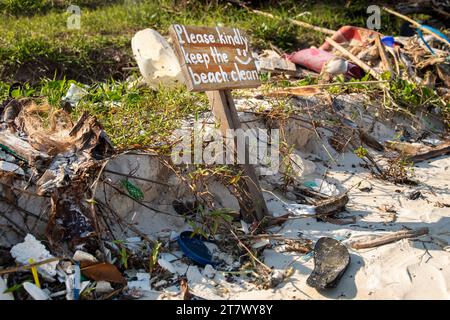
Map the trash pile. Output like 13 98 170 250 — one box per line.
1 6 449 300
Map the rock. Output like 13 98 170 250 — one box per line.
131 29 184 89
73 250 98 263
307 237 350 289
202 264 216 279
95 281 114 294
23 282 51 300
10 234 58 280
0 277 14 300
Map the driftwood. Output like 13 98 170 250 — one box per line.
315 193 349 216
351 227 429 249
408 141 450 163
0 131 50 167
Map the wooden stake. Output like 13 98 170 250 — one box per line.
207 90 270 221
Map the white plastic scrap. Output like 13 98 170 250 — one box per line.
157 258 176 274
127 272 151 291
202 264 216 279
72 250 98 263
131 29 184 89
306 178 339 197
0 161 25 176
23 282 51 300
0 277 14 300
62 83 88 107
10 234 59 280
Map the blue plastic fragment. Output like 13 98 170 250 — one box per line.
381 36 395 48
178 231 215 266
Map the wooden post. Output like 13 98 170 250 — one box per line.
207 90 269 221
170 24 271 221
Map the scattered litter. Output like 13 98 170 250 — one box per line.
307 237 350 289
0 161 25 175
95 281 114 295
23 282 51 300
127 272 151 291
178 231 214 266
131 29 184 89
304 179 339 197
73 250 98 263
157 258 177 274
0 277 14 300
202 264 216 279
10 234 59 280
62 83 88 107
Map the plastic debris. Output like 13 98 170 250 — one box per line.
131 29 184 89
95 281 114 294
304 179 339 197
0 160 25 175
0 277 14 300
157 258 176 274
23 282 51 300
73 250 98 263
202 264 216 279
10 234 59 280
62 83 88 107
127 272 151 291
178 231 214 266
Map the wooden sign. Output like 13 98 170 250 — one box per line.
170 24 269 222
169 24 260 92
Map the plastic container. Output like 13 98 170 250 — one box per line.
178 231 215 266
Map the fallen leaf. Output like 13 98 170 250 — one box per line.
80 262 126 285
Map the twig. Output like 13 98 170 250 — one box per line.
0 257 62 275
227 0 335 35
230 229 272 272
104 169 171 187
383 7 450 47
351 227 429 249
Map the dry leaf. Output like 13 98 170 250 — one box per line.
80 262 126 284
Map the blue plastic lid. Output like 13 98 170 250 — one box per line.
381 36 395 48
178 231 215 266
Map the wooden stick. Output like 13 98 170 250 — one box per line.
266 80 389 96
383 7 450 47
251 9 335 35
0 257 62 275
408 141 450 163
325 37 381 80
375 35 393 75
351 227 429 249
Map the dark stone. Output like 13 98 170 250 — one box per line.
307 237 350 289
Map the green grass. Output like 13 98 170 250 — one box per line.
0 0 402 83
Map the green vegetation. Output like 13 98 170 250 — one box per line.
0 0 401 83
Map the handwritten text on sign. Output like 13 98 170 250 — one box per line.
169 24 260 91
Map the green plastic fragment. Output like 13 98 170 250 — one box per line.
121 179 144 201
